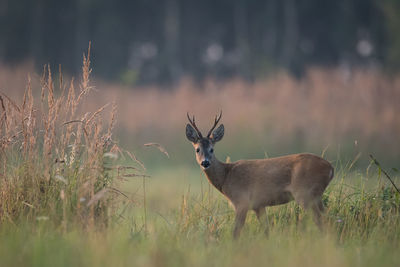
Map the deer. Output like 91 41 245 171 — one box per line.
185 112 334 239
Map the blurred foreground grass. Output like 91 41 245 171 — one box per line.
0 166 399 267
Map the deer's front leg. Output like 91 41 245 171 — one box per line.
233 207 248 239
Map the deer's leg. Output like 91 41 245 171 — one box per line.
233 207 248 239
293 192 308 223
295 193 325 231
255 206 266 222
255 207 269 236
311 200 324 231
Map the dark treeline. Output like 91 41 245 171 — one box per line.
0 0 399 85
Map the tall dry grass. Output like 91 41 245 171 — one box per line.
0 47 139 228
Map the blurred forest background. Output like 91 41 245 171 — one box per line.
1 0 400 84
1 0 400 168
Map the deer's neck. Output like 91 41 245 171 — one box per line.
203 158 230 193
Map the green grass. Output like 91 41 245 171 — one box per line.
0 166 399 267
1 223 399 267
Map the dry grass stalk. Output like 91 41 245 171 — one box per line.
0 46 134 229
143 143 169 158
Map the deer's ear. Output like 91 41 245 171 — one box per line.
186 124 199 143
211 124 224 143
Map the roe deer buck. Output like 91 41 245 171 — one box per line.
185 112 334 238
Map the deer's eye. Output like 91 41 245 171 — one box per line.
196 148 200 153
210 148 214 153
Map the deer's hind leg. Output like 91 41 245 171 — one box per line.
293 188 325 231
310 199 324 230
255 206 269 236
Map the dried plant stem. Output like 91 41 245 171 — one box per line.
143 176 147 235
369 154 400 194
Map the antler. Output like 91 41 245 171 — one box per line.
207 111 222 138
187 112 203 138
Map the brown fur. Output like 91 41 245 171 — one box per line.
186 115 334 238
203 153 333 238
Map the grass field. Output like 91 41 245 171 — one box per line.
0 167 399 267
1 54 400 266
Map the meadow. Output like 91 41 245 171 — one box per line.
0 53 400 266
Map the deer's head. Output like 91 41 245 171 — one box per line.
185 112 224 169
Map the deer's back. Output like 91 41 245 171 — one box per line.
222 153 333 208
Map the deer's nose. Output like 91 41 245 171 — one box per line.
201 160 210 168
